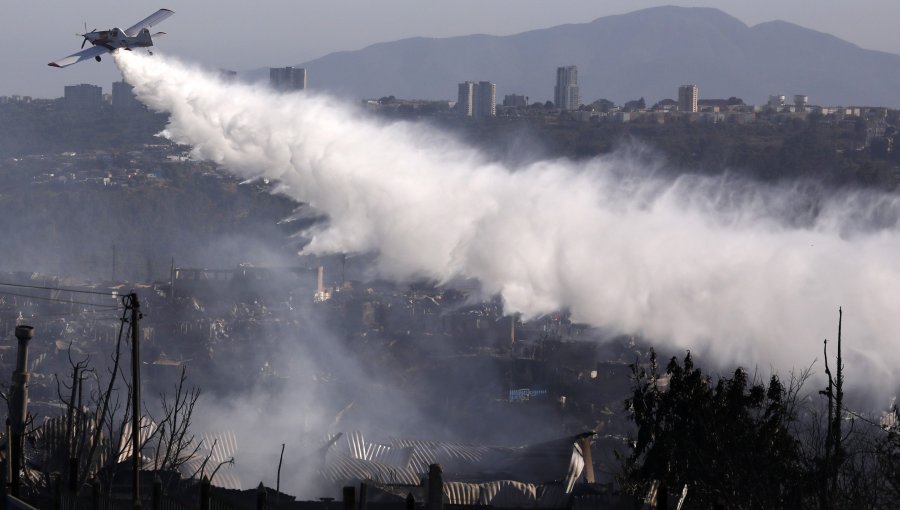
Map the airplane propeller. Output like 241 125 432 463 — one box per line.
78 22 97 48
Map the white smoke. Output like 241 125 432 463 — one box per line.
115 51 900 386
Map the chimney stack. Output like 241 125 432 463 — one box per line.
427 464 443 510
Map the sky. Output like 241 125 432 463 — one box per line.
4 0 900 98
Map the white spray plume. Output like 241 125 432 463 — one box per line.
115 51 900 386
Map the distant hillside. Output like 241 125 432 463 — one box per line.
254 6 900 106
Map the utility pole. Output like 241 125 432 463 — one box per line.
8 325 33 498
129 293 142 510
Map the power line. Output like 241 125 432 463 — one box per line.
0 281 120 297
0 290 121 309
13 310 124 319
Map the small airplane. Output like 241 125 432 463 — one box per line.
48 8 174 68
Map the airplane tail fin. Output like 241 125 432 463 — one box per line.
134 29 156 46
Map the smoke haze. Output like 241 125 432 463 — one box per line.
114 51 900 390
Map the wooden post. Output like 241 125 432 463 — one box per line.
276 444 285 509
1 465 8 510
656 483 667 510
256 482 267 510
342 486 355 510
65 364 80 472
130 293 143 510
92 479 101 510
53 474 62 510
199 476 210 510
580 435 595 484
427 465 443 510
358 483 367 510
9 325 33 498
152 477 161 510
69 457 79 494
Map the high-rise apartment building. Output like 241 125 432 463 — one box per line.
111 81 142 111
554 66 580 111
503 94 528 108
678 84 699 113
457 81 496 118
269 67 307 91
218 69 238 82
474 81 496 117
64 84 103 111
458 81 474 116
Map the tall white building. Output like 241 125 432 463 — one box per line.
269 67 307 91
458 81 496 118
475 81 496 117
458 81 474 116
678 84 699 113
554 66 580 111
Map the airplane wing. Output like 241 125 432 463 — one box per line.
48 45 110 68
124 8 174 37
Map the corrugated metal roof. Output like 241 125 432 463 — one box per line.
178 430 241 490
478 480 538 507
443 481 481 505
320 432 589 508
197 430 238 463
389 437 506 474
319 455 421 487
372 480 570 508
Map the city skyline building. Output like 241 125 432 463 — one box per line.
554 66 580 111
678 84 699 113
457 80 496 118
218 69 238 83
111 81 142 111
64 84 102 111
474 81 496 117
269 67 307 91
768 94 786 109
457 81 474 116
503 94 529 108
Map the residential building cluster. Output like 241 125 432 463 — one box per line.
14 81 150 112
7 60 893 128
3 144 190 189
427 64 882 125
439 67 888 130
453 65 579 118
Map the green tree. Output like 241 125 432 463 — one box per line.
623 97 646 112
589 99 615 112
621 351 805 508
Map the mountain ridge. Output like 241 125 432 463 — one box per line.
251 6 900 106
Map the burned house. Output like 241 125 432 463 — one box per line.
317 431 596 508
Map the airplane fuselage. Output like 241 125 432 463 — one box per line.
85 27 154 51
